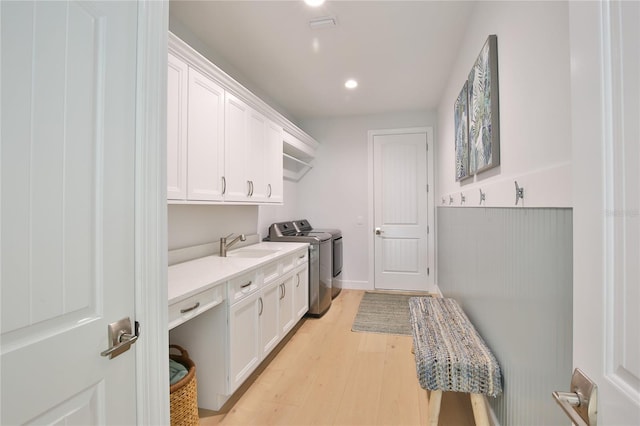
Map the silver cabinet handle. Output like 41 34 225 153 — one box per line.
222 176 226 195
240 281 252 289
180 302 200 314
296 273 300 287
247 180 252 196
267 184 272 198
258 297 263 315
251 181 254 196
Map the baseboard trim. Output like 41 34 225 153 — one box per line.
341 280 371 291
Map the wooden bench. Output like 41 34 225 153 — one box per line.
408 297 502 426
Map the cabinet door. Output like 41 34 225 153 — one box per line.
224 92 250 201
279 274 295 336
260 281 280 358
167 53 188 200
265 120 283 203
294 265 309 320
228 292 260 393
187 67 225 201
247 108 267 201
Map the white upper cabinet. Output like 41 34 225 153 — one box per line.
248 109 283 203
224 92 250 202
247 108 268 201
167 53 188 200
168 33 318 205
224 99 283 204
166 54 224 202
186 67 225 201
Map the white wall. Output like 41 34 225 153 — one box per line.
299 110 436 289
168 181 301 251
167 205 258 251
436 1 572 208
434 3 574 423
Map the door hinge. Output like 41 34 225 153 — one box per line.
427 225 429 234
426 184 429 193
427 267 430 276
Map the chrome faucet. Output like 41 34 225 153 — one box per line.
219 233 246 257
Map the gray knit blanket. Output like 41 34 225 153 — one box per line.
408 297 503 397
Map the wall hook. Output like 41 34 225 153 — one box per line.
479 188 486 205
515 181 525 205
460 193 466 205
449 195 454 205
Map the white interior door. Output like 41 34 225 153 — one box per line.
570 1 640 424
1 1 139 424
372 130 431 292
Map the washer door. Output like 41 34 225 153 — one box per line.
332 236 343 277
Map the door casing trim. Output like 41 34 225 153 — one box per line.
134 1 169 424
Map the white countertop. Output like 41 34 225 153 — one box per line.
168 241 309 305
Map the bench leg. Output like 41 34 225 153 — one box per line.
470 393 490 426
428 390 442 426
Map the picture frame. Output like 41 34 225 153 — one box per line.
454 81 470 181
467 34 500 175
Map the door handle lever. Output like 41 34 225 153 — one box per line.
552 368 597 426
101 317 140 359
375 227 383 235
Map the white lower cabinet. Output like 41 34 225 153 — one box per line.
169 246 308 411
228 290 261 393
259 280 281 358
279 274 295 336
293 264 309 320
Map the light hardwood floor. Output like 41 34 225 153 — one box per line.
198 289 475 425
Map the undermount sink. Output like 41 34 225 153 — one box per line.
226 248 279 258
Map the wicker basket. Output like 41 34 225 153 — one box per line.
170 344 199 426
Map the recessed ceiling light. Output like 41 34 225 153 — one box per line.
345 79 358 89
304 0 325 7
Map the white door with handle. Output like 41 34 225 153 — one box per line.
370 128 435 292
1 1 142 424
568 1 640 424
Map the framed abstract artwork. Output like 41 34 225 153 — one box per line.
454 81 470 181
467 34 500 175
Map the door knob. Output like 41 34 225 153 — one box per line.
375 228 383 235
552 368 597 426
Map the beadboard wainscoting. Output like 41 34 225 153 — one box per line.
436 207 572 426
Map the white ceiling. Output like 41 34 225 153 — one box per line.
169 1 476 121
